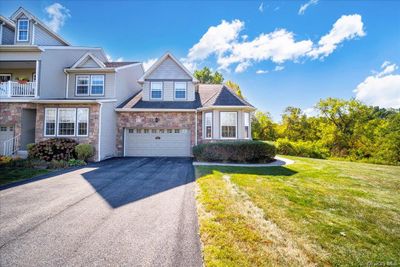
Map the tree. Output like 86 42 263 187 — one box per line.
251 111 278 141
225 80 244 99
278 107 309 141
194 67 224 84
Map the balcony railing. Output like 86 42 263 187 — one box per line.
0 81 36 98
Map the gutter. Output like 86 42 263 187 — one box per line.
115 108 196 112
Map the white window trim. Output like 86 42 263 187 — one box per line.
204 112 213 139
75 75 105 96
17 19 29 42
174 82 187 100
220 111 238 139
90 75 105 96
150 81 163 100
44 108 57 137
0 74 12 82
76 108 89 137
244 112 250 139
57 108 77 137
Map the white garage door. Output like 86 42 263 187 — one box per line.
125 128 191 157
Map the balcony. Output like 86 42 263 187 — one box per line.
0 81 37 98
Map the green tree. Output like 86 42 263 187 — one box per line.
226 80 244 99
278 107 310 141
194 67 224 84
251 111 278 141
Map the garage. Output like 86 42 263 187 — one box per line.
124 128 191 157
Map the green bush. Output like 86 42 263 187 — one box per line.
275 138 330 159
193 141 276 163
68 159 87 167
27 143 35 158
28 138 78 161
75 144 94 161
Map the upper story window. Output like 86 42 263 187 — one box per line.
220 112 237 139
204 112 213 139
174 82 187 100
17 19 29 41
150 82 162 100
76 75 104 96
244 112 250 139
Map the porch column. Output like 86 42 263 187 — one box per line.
35 60 39 98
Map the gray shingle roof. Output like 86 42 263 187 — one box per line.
104 62 139 68
118 83 253 110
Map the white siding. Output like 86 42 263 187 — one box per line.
1 25 15 45
34 24 64 46
78 58 101 68
67 73 115 98
142 81 195 101
147 57 191 80
99 102 117 160
115 64 143 106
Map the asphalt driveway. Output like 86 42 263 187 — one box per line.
0 157 202 267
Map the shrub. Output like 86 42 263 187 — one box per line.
68 159 86 167
0 156 13 165
28 138 78 161
75 144 94 161
193 141 276 163
48 160 69 169
27 143 35 158
275 138 330 159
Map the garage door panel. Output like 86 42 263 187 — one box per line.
125 129 191 157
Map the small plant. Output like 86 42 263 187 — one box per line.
48 160 69 169
16 77 29 84
28 138 78 161
0 156 13 165
75 144 94 162
68 159 86 167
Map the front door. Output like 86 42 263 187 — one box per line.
20 109 36 150
0 126 14 155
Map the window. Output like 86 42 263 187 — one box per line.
174 82 186 99
150 82 162 100
77 108 89 136
244 112 250 139
151 129 157 133
174 129 180 133
144 129 149 133
0 74 11 83
91 75 104 95
220 112 237 139
58 109 76 136
44 108 57 136
204 112 212 139
0 126 7 132
76 76 89 95
128 129 134 133
17 19 29 41
167 129 173 133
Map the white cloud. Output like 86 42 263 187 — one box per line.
304 107 318 117
106 54 124 62
354 61 400 108
298 0 319 15
259 2 264 13
43 3 70 33
143 58 158 71
274 65 285 71
308 14 365 59
256 69 269 74
184 14 365 73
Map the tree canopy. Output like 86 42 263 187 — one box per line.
194 67 224 84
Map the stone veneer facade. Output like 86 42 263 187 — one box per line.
117 111 203 156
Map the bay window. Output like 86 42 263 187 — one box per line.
174 82 187 99
44 108 56 136
150 82 162 100
17 19 29 41
244 112 250 139
204 112 213 139
220 112 237 139
76 75 104 96
58 108 76 136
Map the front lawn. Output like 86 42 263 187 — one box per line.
0 166 50 186
195 156 400 266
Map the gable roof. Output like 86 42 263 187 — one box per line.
199 84 254 108
10 7 70 46
0 15 15 29
70 52 106 69
138 52 198 83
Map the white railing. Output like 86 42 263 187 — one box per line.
0 81 36 97
3 134 20 156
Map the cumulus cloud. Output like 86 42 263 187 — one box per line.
298 0 319 15
256 69 269 74
308 14 365 58
106 54 124 62
184 14 365 73
304 107 318 117
143 58 158 71
44 3 70 33
354 61 400 108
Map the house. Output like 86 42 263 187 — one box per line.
0 7 256 160
0 7 144 160
116 53 255 157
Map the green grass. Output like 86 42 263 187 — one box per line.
0 166 50 186
195 156 400 266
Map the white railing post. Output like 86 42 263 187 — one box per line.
7 81 11 97
35 60 39 98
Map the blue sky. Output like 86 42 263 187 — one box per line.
1 0 399 120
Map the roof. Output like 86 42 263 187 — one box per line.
138 52 198 83
0 15 15 28
104 62 139 68
118 83 254 110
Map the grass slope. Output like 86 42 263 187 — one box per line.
0 167 49 186
195 156 400 266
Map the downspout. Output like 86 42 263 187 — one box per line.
195 110 198 146
98 102 103 162
65 72 69 98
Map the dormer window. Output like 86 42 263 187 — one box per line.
174 82 187 100
17 19 29 41
150 82 163 100
76 75 105 96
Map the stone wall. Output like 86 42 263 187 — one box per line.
117 111 203 156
